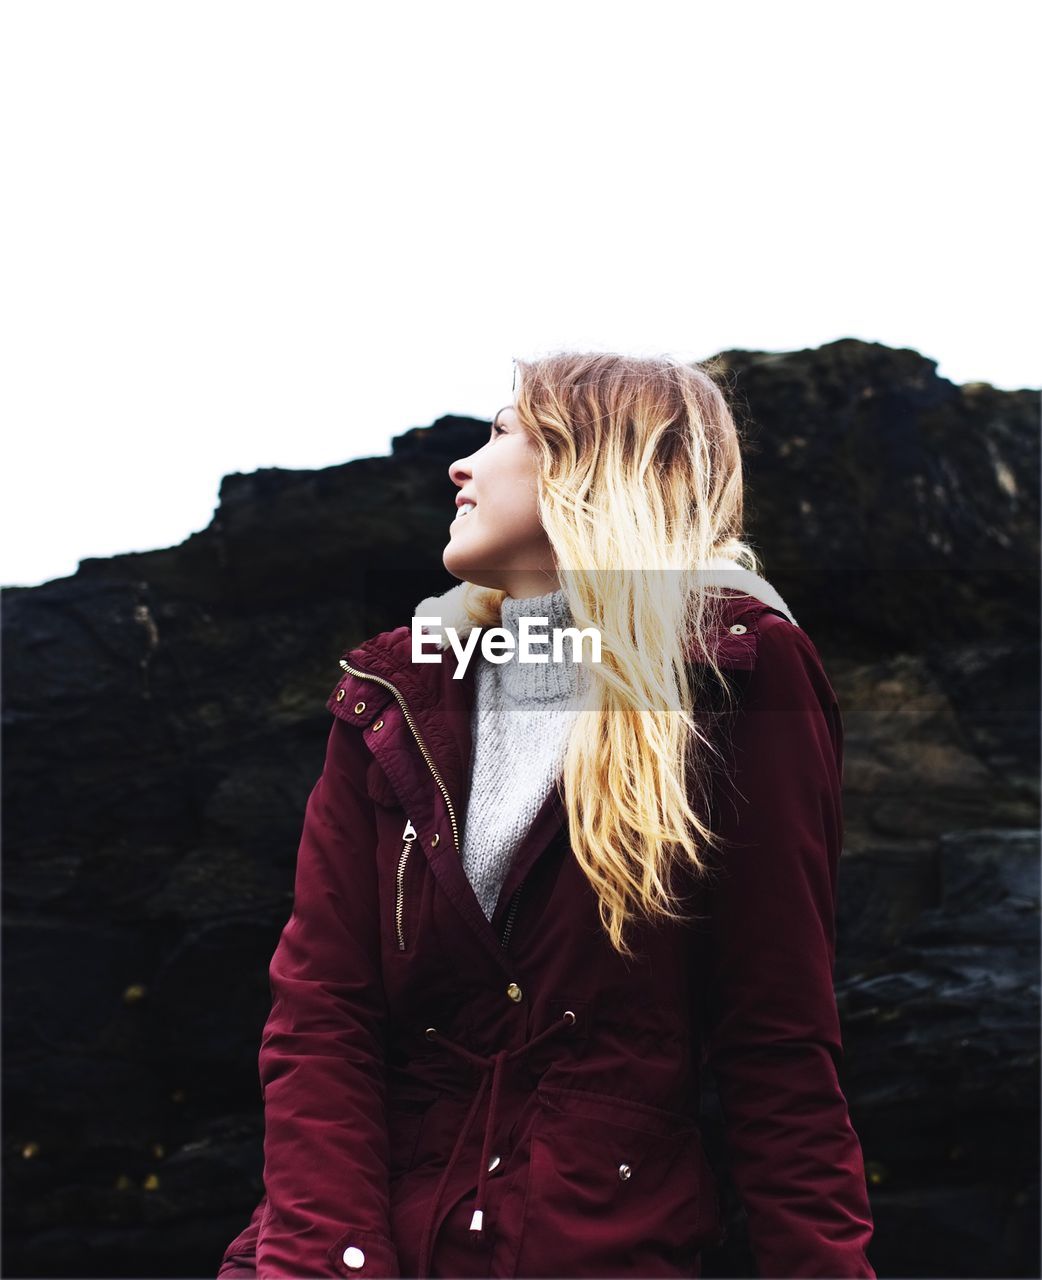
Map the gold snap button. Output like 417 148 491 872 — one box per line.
562 1009 576 1024
431 834 439 847
353 701 366 714
618 1162 632 1181
424 1026 438 1039
506 982 523 1003
729 623 748 634
488 1153 501 1172
335 689 346 702
371 719 384 731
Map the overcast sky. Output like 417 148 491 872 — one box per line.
2 1 1037 589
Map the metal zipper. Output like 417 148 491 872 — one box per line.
395 818 418 951
500 880 524 949
337 658 461 856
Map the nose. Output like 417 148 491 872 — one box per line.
448 455 473 489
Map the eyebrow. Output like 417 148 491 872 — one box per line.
492 405 511 428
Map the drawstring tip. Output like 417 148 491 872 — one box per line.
469 1208 484 1235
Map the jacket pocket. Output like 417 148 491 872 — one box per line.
514 1086 722 1278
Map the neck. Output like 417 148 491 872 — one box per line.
498 567 561 600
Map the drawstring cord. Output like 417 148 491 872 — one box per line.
415 1009 576 1278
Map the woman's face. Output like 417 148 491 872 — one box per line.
444 403 560 599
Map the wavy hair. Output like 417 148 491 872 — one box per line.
449 352 762 958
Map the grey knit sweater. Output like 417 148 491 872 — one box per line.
461 585 590 920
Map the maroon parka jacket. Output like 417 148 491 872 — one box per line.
217 584 876 1279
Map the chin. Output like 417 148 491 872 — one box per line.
444 536 479 575
442 542 466 581
442 545 470 582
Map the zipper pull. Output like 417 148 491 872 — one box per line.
402 818 417 842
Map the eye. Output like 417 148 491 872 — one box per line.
491 422 507 436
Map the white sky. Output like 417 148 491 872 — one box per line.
2 0 1038 589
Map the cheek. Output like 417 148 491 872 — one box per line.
487 453 542 527
502 479 543 538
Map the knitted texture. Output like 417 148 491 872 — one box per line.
461 585 590 920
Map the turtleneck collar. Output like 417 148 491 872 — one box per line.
499 585 569 632
490 585 588 703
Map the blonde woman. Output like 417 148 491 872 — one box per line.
218 352 876 1278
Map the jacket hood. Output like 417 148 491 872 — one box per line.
413 558 798 649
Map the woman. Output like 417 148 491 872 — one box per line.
217 352 877 1278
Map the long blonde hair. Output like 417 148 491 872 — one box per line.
455 352 762 958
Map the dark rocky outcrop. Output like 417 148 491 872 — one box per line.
3 338 1038 1278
